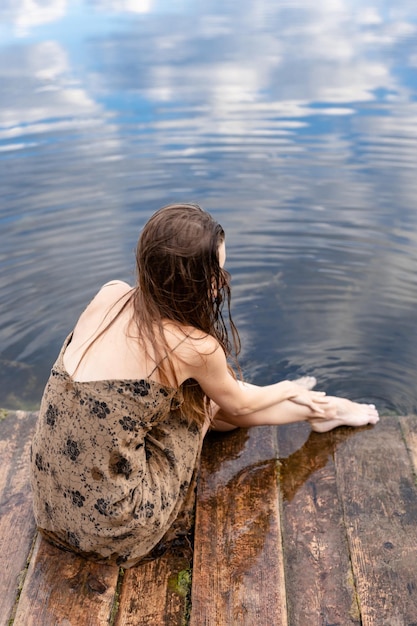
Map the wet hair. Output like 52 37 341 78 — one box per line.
131 203 241 424
73 203 240 425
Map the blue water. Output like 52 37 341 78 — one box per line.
1 0 417 414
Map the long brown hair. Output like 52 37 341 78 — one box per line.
74 204 240 425
132 203 241 424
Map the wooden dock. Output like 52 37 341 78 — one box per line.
1 410 417 625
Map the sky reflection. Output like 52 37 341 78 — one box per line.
1 0 417 412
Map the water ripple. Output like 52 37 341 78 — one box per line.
1 0 417 413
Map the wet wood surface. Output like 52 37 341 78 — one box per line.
191 427 288 626
277 423 361 625
1 411 416 625
335 416 417 625
13 535 119 626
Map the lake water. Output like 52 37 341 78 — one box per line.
1 0 417 415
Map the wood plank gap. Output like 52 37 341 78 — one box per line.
114 551 192 626
6 531 39 626
331 430 364 625
399 415 417 482
275 456 291 626
108 568 125 626
0 411 39 625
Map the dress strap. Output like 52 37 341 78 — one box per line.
57 332 74 362
147 333 190 378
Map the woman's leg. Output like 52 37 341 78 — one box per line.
204 380 379 436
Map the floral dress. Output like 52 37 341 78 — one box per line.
30 334 203 568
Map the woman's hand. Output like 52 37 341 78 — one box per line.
288 389 331 416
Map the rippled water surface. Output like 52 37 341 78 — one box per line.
1 0 417 414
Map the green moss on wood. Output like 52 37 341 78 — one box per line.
168 565 193 625
108 568 125 626
169 567 191 597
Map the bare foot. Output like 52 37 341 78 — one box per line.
293 376 317 390
310 397 379 433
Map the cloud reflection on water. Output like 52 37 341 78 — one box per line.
0 0 417 411
1 0 67 36
89 0 154 13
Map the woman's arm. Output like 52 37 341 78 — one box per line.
183 334 328 426
207 380 329 430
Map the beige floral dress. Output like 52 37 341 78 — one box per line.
30 334 204 568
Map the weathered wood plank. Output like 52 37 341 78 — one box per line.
0 410 38 625
191 427 288 626
334 417 417 626
277 422 361 625
13 534 120 626
400 414 417 476
115 553 191 626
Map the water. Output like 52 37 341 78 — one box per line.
1 0 417 414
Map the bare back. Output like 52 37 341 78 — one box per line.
62 281 202 387
63 281 157 383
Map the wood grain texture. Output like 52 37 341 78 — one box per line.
13 534 120 626
277 422 361 626
334 417 417 626
3 410 417 625
191 426 288 626
0 410 38 626
115 553 191 626
400 414 417 475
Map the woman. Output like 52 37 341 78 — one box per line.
30 203 379 567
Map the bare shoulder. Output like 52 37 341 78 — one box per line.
162 321 221 371
98 280 133 298
101 280 132 290
73 281 133 337
186 328 219 356
86 280 133 310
